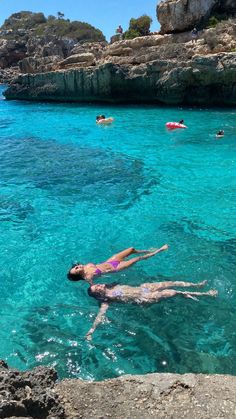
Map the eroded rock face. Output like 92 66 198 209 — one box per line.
0 38 26 68
0 361 65 418
59 52 96 68
4 51 236 106
4 20 236 106
157 0 217 33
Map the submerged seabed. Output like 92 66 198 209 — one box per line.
0 86 235 379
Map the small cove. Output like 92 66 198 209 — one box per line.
0 85 235 379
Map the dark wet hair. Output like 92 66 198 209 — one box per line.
67 264 85 282
179 119 184 124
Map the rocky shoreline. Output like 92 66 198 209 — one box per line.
3 20 236 106
1 0 236 106
3 48 236 106
5 23 236 106
1 361 236 418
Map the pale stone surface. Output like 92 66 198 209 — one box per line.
157 0 217 33
56 372 236 419
59 53 96 68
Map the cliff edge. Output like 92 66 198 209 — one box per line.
0 362 236 418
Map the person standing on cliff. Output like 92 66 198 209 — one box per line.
116 25 123 40
191 27 198 43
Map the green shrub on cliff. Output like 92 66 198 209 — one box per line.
0 11 105 42
206 13 230 29
207 16 220 27
124 29 140 39
35 18 105 42
124 14 152 39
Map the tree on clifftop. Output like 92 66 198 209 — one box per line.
57 12 65 20
125 15 152 39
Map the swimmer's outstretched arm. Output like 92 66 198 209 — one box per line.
85 303 109 341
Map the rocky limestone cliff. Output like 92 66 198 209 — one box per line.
157 0 236 34
4 20 236 106
1 361 236 418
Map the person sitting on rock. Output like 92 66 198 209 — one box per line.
82 280 217 340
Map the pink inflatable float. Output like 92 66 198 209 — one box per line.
166 122 187 130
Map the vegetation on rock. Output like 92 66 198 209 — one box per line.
0 11 106 42
124 15 152 39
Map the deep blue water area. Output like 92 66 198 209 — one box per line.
0 85 235 380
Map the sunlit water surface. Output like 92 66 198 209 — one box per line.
0 85 235 379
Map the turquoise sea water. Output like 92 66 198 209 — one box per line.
0 85 235 380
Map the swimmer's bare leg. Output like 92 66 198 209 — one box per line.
147 280 207 291
107 247 145 262
149 289 217 303
178 289 218 301
108 244 168 263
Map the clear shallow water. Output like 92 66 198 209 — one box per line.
0 85 235 380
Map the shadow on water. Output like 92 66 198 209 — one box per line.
0 196 34 223
0 136 158 209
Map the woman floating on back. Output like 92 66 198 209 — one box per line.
81 280 217 340
67 245 168 284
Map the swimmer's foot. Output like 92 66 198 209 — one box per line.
208 289 218 297
182 289 218 300
147 244 169 254
162 244 169 251
198 280 208 288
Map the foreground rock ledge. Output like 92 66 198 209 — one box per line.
57 373 236 418
1 362 236 418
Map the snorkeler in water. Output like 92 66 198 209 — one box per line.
67 244 168 284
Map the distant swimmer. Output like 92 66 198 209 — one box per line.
96 115 114 124
84 280 217 340
179 119 184 124
216 130 224 138
67 245 168 284
96 115 105 122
